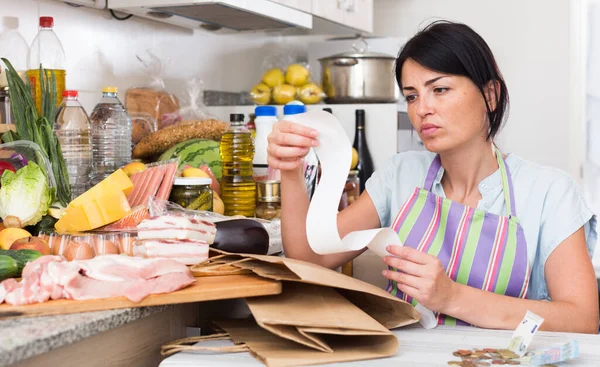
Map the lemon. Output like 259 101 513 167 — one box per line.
351 148 359 170
122 161 146 176
182 168 210 178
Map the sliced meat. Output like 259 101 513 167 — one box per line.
133 239 209 265
137 215 216 244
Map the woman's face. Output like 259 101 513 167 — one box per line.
401 58 490 153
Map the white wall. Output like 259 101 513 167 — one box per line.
0 0 323 112
373 0 576 175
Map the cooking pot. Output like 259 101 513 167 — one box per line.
319 43 399 104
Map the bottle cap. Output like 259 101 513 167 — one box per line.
63 90 78 98
283 104 306 116
355 109 365 117
230 113 245 123
39 16 54 28
102 86 118 93
255 106 277 117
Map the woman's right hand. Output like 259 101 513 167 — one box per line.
267 120 319 171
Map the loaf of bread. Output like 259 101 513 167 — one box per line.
125 87 180 129
132 119 229 159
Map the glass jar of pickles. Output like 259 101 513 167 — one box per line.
256 180 281 220
169 177 213 211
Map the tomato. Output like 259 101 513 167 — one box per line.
0 161 16 181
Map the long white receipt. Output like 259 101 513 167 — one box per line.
286 110 437 329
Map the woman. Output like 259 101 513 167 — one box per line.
267 21 599 333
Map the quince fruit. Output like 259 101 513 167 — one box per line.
182 167 210 178
298 83 324 104
272 84 297 105
212 191 225 215
250 83 271 105
0 228 31 250
351 148 359 170
122 161 146 176
285 64 310 87
262 68 285 87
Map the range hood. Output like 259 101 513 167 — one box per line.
108 0 313 33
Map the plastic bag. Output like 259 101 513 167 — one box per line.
0 140 57 189
162 78 215 128
250 44 324 106
147 197 282 255
125 50 180 130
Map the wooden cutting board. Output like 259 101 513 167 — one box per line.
0 274 281 318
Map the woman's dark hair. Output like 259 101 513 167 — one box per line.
395 20 509 140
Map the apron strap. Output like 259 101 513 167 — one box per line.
495 147 517 218
423 155 442 190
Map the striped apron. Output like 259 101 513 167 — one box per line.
387 149 531 325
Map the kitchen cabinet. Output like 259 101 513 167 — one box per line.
311 0 373 33
269 0 312 13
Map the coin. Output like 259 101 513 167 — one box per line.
457 349 473 356
498 349 519 359
484 348 498 353
475 362 491 367
505 361 520 365
491 360 506 365
448 362 463 366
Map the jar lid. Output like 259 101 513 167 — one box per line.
174 177 212 186
257 180 280 202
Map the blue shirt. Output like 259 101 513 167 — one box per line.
365 150 598 301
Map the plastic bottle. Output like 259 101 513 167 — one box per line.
27 16 66 115
0 16 29 87
253 105 277 181
54 90 92 199
89 87 132 185
220 113 256 217
282 104 318 199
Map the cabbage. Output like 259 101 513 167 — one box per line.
0 162 53 228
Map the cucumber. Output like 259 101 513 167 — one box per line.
0 249 42 273
0 255 20 281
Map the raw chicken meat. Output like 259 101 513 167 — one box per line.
0 255 194 306
133 239 209 265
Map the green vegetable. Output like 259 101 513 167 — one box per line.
0 255 20 281
25 214 58 236
0 162 53 228
0 249 42 274
0 58 71 206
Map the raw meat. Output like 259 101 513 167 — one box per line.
102 205 150 231
133 239 209 265
0 255 194 306
137 215 216 244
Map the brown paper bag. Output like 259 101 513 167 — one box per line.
162 252 421 366
192 251 420 329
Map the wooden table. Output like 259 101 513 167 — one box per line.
160 324 600 366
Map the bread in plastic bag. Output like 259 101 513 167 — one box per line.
162 77 216 128
125 50 180 130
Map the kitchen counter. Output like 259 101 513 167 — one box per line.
160 324 600 366
0 305 171 366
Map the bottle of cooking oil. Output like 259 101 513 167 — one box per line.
220 113 256 217
27 16 66 115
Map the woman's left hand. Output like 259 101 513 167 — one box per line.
382 245 457 313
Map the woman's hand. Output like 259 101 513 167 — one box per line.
267 121 319 171
382 245 457 313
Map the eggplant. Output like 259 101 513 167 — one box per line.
212 219 269 255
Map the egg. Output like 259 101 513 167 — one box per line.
92 237 119 256
64 241 95 261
